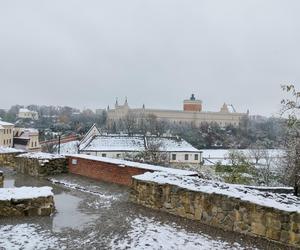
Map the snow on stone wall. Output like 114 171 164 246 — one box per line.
131 172 300 247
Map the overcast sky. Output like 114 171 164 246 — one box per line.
0 0 299 116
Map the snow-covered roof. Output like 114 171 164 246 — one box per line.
68 154 197 176
19 108 37 113
0 120 14 129
80 135 200 153
133 172 300 213
57 140 79 154
17 152 65 160
0 186 53 201
0 147 24 154
81 135 145 152
147 137 200 152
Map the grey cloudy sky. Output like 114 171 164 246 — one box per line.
0 0 299 116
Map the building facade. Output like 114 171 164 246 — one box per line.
18 108 39 120
0 121 14 147
107 95 248 127
78 125 201 165
13 128 41 152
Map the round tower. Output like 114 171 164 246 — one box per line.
183 94 202 112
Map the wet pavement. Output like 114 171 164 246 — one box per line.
0 167 293 250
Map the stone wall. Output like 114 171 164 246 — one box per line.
15 157 67 177
0 172 3 188
0 152 22 168
131 178 300 248
0 196 54 217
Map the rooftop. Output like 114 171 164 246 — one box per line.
80 134 200 153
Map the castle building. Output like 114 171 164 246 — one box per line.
107 95 248 127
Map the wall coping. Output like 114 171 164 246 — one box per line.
133 172 300 213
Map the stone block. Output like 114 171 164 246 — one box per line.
251 222 266 236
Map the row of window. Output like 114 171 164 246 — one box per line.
172 154 199 161
101 153 121 158
2 139 12 145
3 129 12 134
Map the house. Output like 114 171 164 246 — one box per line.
0 121 14 147
78 124 201 165
13 128 41 152
18 108 39 120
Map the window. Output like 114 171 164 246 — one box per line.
116 154 121 158
172 154 176 160
102 153 107 157
72 159 77 165
185 154 189 161
194 154 199 161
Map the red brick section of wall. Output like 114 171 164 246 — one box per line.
67 156 151 186
183 103 202 112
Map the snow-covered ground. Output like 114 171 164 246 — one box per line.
110 217 248 250
0 168 282 249
0 224 60 250
202 149 283 167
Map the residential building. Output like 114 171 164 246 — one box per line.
18 108 39 120
78 124 201 165
0 121 14 147
107 94 248 127
13 128 41 152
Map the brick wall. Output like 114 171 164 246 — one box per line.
67 156 151 186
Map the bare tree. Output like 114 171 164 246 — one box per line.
280 84 300 186
133 137 169 165
123 112 137 136
259 149 274 186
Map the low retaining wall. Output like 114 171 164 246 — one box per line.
131 172 300 248
68 156 154 186
0 172 3 188
0 152 23 168
0 186 55 217
67 155 196 186
15 153 67 177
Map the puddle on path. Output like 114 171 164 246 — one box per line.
52 192 98 232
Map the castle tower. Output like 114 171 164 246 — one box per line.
183 94 202 112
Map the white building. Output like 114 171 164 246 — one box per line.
18 108 39 120
13 128 41 152
107 95 248 127
0 121 14 147
78 125 201 165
